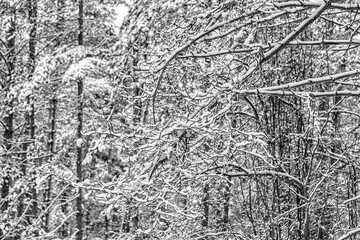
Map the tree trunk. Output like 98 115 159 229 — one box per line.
76 0 84 239
28 0 38 231
1 3 16 238
222 177 231 231
45 97 57 231
202 183 210 228
122 199 131 233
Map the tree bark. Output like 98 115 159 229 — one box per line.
1 3 16 237
222 177 231 231
28 0 38 231
76 0 84 239
202 183 210 228
45 97 56 231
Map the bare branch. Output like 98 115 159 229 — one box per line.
260 68 360 92
232 68 360 98
225 170 304 189
239 1 332 82
344 195 360 204
234 89 360 97
338 227 360 240
262 1 332 63
274 1 360 11
179 39 360 59
151 9 261 122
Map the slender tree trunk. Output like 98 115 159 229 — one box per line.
247 181 257 236
222 177 231 231
45 97 56 231
27 0 38 231
122 22 144 235
18 101 35 230
29 102 36 222
54 0 69 236
122 199 131 233
60 187 69 237
295 98 303 240
348 166 357 233
76 0 84 239
104 215 109 240
44 0 62 230
1 115 13 234
303 195 310 240
202 183 210 228
1 4 16 238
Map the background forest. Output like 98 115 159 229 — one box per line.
2 0 360 239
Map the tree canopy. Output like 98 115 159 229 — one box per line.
2 0 360 239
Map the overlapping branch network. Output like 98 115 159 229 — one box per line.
152 0 360 106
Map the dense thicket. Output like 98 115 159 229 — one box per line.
2 0 360 239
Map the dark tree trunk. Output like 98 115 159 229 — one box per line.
122 199 131 233
222 177 231 231
45 97 57 231
27 0 38 231
202 183 210 228
76 0 84 239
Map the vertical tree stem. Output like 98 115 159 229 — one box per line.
76 0 84 239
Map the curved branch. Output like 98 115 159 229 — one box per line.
151 9 261 122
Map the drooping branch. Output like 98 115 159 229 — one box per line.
239 0 333 82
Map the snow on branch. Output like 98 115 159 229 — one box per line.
274 1 360 11
232 68 360 97
179 39 360 59
258 69 360 92
234 90 360 98
239 0 333 82
338 227 360 240
262 0 332 63
219 167 304 189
